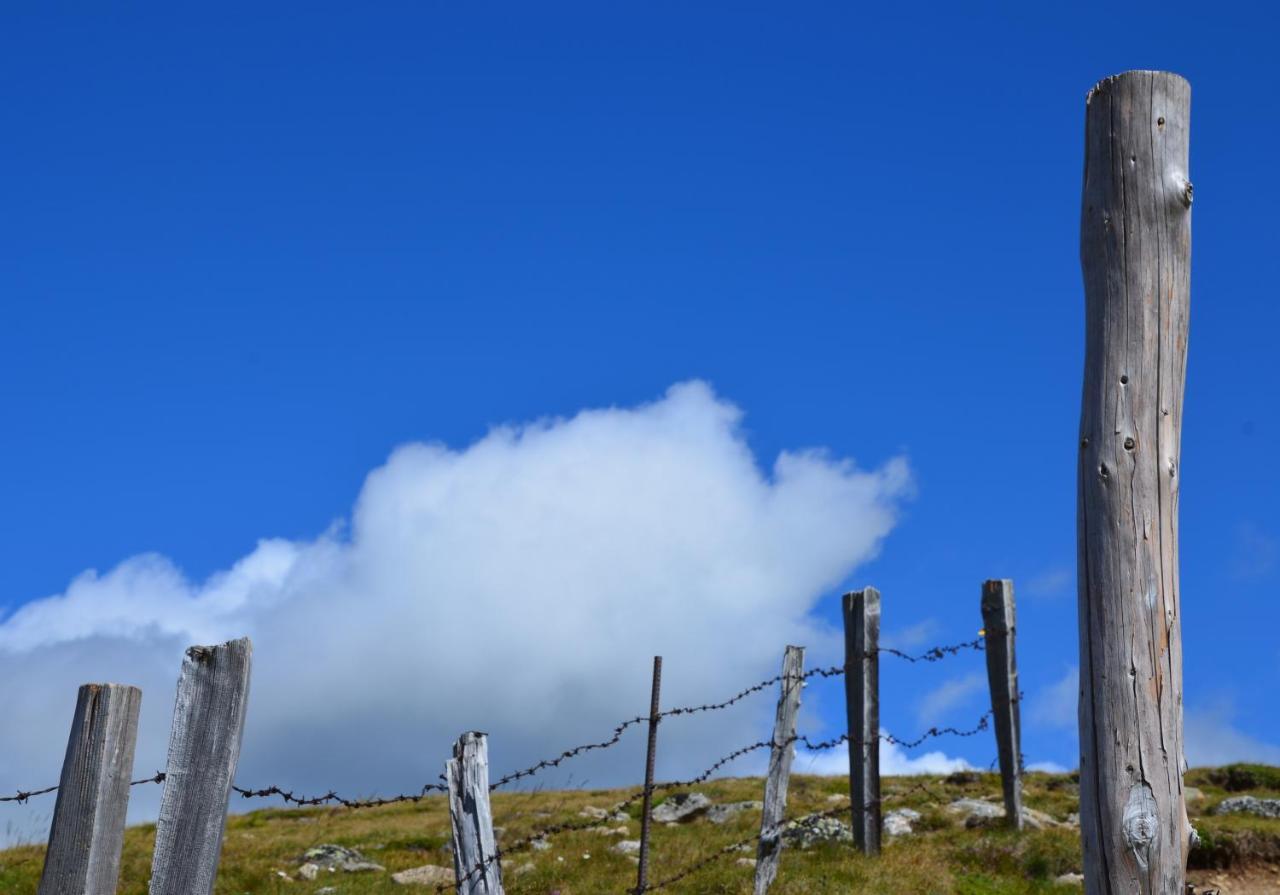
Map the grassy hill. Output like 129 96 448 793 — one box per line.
2 766 1278 893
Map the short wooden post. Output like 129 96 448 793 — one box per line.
148 638 253 895
754 645 804 894
38 683 142 895
843 588 880 856
447 732 504 895
981 579 1023 830
1079 70 1193 894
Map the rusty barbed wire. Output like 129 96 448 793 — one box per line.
438 709 997 893
876 636 985 663
2 772 165 805
486 637 981 793
2 635 987 809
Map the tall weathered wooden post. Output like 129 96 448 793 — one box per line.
1078 70 1192 894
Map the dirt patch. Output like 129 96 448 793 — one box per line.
1188 864 1280 895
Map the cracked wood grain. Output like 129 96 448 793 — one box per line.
754 645 804 895
448 731 504 895
38 684 141 895
149 638 253 895
1078 70 1191 895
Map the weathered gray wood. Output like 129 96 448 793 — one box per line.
754 645 804 894
38 683 142 895
447 731 504 895
148 638 253 895
843 588 880 856
1079 70 1192 895
981 579 1023 830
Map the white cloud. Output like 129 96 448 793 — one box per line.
0 382 910 846
798 733 972 777
915 672 986 727
1025 760 1069 774
1186 702 1280 767
1029 666 1078 730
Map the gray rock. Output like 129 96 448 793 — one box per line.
316 889 337 895
735 857 757 867
530 836 552 851
1211 795 1280 819
883 808 922 836
781 816 853 849
578 806 609 820
611 840 641 855
946 799 1066 829
706 801 763 824
297 863 321 881
391 864 454 885
1054 872 1084 886
946 798 1005 825
1022 807 1067 830
301 844 385 873
651 792 711 823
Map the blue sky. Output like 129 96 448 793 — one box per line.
2 2 1279 831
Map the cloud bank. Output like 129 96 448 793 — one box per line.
0 382 912 844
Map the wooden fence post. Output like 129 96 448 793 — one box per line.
148 638 253 895
981 579 1022 830
843 588 880 856
447 731 504 895
754 645 804 894
1079 70 1192 894
37 683 142 895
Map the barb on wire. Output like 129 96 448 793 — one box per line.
792 712 993 754
489 666 844 793
231 777 450 809
443 711 994 894
488 715 647 790
876 636 985 663
2 772 165 805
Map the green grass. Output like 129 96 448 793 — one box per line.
1 770 1277 893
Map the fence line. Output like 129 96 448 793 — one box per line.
7 582 1021 894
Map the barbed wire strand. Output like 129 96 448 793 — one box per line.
1 636 986 808
438 709 994 893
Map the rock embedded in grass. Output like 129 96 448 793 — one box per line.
947 799 1067 830
884 808 922 836
781 816 853 848
1211 796 1280 819
651 792 711 823
390 864 454 885
706 800 763 824
299 844 386 875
